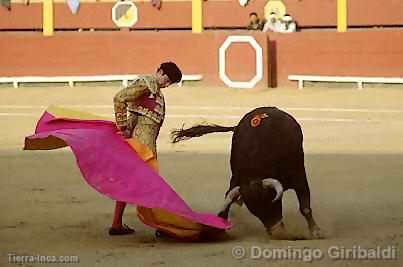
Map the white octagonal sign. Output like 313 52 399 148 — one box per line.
112 1 138 28
219 35 263 89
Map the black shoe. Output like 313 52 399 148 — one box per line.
108 224 135 236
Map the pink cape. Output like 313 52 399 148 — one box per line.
24 110 231 231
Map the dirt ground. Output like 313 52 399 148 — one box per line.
0 83 402 267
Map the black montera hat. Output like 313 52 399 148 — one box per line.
159 62 182 83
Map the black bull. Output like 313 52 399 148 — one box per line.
171 107 323 240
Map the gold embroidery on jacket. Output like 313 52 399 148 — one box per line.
113 76 165 134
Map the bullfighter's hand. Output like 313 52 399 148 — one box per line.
117 128 132 139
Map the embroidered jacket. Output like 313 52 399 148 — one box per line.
113 76 165 130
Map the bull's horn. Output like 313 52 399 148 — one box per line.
223 186 241 208
261 178 283 202
218 186 241 219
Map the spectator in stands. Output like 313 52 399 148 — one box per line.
280 14 297 33
247 12 265 31
262 12 283 32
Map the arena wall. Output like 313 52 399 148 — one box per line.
268 30 403 87
0 31 270 87
2 30 403 87
1 1 403 88
1 0 403 30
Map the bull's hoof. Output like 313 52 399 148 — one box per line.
310 227 325 239
268 222 306 240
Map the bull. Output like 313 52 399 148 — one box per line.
171 107 323 240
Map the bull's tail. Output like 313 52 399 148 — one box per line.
171 124 235 143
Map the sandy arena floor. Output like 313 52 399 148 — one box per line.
0 84 402 266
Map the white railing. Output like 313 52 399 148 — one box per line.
289 75 403 89
0 74 202 88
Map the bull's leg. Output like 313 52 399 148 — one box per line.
294 170 324 239
239 182 304 240
262 200 304 240
217 186 241 219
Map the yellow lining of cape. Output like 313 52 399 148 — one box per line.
47 106 108 120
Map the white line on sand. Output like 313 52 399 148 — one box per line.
173 106 403 114
0 113 36 117
0 105 403 114
0 112 398 123
168 115 381 123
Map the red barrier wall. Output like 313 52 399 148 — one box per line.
0 3 192 30
348 0 403 26
2 30 403 88
0 31 270 87
54 2 193 29
268 30 403 87
1 1 403 30
0 4 43 29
